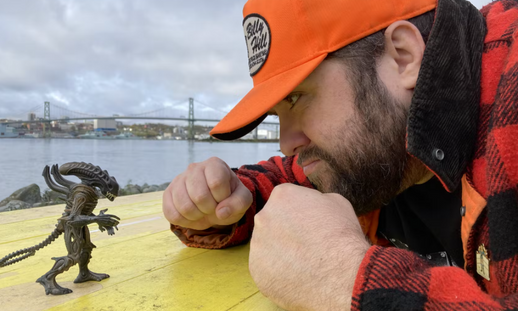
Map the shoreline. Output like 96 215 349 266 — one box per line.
0 181 170 213
1 137 279 143
198 138 279 143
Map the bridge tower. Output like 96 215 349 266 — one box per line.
42 101 51 138
44 101 50 120
188 97 195 140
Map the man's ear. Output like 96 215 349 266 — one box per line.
383 21 425 90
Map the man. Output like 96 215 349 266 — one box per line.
163 0 518 309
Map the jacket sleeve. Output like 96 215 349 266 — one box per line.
352 246 518 310
171 155 313 249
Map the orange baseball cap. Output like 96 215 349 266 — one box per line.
210 0 437 140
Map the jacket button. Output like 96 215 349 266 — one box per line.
460 206 466 216
433 148 445 161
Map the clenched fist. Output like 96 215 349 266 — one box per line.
163 157 253 230
249 184 370 310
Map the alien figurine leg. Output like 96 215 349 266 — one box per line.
36 255 76 295
74 226 110 283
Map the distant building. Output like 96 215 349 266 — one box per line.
238 128 278 140
197 133 211 140
28 112 36 121
6 121 23 128
0 124 18 138
164 127 186 140
240 132 255 140
59 123 75 131
257 129 278 139
173 127 185 134
77 122 94 131
94 119 117 132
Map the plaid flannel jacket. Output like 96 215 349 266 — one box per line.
172 0 518 309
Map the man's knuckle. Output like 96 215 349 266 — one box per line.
236 196 250 211
328 192 350 204
253 212 264 225
327 192 341 199
204 157 218 168
162 190 168 201
171 175 184 188
274 183 295 193
207 178 226 191
191 192 210 205
168 210 184 225
187 162 199 171
275 183 288 190
177 202 197 215
207 156 224 164
190 222 209 230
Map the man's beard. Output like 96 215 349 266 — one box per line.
297 77 413 216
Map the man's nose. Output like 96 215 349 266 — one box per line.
279 117 310 157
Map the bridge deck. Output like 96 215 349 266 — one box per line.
0 192 282 311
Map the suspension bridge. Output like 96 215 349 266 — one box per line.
2 98 279 140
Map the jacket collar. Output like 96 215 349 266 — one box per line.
407 0 487 192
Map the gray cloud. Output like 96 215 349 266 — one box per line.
0 0 492 120
0 0 250 120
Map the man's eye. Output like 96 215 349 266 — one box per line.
285 93 301 108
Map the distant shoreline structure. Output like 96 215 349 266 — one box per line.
0 135 279 143
198 138 279 143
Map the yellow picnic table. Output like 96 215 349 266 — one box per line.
0 192 283 311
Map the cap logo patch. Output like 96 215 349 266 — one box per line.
243 14 271 76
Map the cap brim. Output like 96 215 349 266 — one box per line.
210 54 328 140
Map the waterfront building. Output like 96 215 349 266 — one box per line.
0 124 18 138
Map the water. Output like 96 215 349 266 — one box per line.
0 139 282 200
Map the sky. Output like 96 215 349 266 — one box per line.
0 0 492 121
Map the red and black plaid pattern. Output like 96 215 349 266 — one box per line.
471 0 518 300
353 1 518 309
171 155 311 248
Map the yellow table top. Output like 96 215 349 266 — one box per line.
0 192 283 311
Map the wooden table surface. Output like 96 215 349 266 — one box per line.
0 192 283 311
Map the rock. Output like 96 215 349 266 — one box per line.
142 185 160 193
124 185 142 195
42 190 63 202
0 200 33 212
0 184 41 207
159 182 170 191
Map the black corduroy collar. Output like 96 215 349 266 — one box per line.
407 0 487 192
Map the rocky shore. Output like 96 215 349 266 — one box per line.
0 181 170 213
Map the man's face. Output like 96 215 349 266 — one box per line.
270 59 420 215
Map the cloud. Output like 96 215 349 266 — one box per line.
0 0 492 121
0 0 251 120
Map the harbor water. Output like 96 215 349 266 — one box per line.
0 139 282 200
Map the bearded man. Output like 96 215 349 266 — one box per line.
162 0 518 309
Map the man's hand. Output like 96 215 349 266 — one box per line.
162 157 253 230
249 184 371 311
